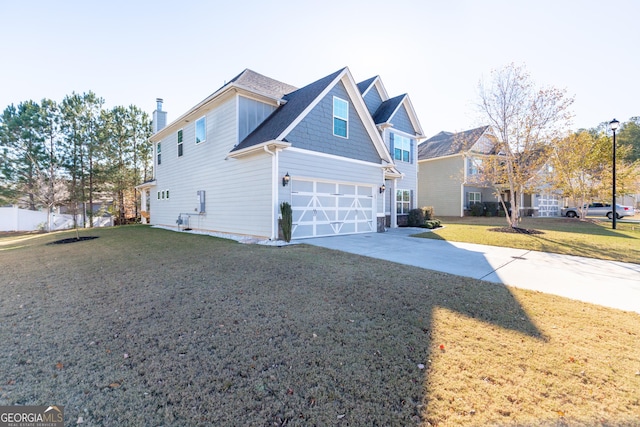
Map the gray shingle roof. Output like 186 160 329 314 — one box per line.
357 76 377 94
231 68 346 152
418 126 493 160
371 94 405 125
227 69 298 99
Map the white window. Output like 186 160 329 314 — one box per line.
156 143 161 165
468 157 482 175
467 192 481 207
195 117 206 144
333 97 348 138
393 134 411 163
396 189 411 214
177 129 183 157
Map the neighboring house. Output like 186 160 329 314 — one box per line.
523 162 563 217
417 126 500 217
138 67 424 240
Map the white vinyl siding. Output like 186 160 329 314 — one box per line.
150 97 274 238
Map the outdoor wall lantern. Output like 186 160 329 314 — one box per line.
609 118 620 230
379 184 386 194
282 172 291 187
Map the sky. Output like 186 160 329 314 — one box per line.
1 0 638 139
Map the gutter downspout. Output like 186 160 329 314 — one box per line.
461 155 467 217
263 145 278 240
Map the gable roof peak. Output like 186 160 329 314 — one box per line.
226 68 298 99
418 125 494 160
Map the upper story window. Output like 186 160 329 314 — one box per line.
177 129 183 157
467 157 483 175
333 97 348 138
157 143 161 165
393 134 411 163
195 117 206 144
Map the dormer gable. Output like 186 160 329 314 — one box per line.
230 67 393 164
372 94 424 138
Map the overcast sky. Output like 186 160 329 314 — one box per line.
1 0 638 138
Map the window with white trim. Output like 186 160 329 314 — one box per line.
393 134 411 163
467 191 481 207
177 129 183 157
156 143 161 165
396 189 411 214
333 97 348 138
467 157 482 176
195 117 206 144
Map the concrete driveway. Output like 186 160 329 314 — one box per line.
300 228 640 314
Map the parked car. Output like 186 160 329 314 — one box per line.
561 202 636 219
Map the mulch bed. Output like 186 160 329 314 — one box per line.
48 236 100 244
488 227 544 235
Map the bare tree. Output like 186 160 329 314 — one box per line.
477 63 574 227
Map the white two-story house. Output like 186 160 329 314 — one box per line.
138 67 424 240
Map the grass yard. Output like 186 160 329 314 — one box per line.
0 226 639 426
415 216 640 264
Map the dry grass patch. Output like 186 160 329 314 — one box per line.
0 226 638 426
425 293 640 426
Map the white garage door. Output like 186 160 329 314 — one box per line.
291 180 375 239
538 193 560 217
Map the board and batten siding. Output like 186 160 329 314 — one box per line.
417 155 465 217
151 95 274 238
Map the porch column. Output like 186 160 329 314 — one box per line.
390 179 398 228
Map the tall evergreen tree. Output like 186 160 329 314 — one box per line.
0 101 49 210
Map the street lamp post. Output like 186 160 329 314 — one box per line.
609 118 620 230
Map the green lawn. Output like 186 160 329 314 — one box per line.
0 226 639 426
415 216 640 264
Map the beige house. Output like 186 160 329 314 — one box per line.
417 126 500 217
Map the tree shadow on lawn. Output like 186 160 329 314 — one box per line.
0 229 545 426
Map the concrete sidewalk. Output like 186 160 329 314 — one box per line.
300 228 640 314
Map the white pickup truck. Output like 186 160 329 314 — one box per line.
561 202 636 219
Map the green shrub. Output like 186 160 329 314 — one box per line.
423 219 441 229
407 208 425 227
469 202 484 216
484 201 499 217
421 206 435 220
499 201 511 217
279 202 292 242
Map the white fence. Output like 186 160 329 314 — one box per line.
0 206 113 232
